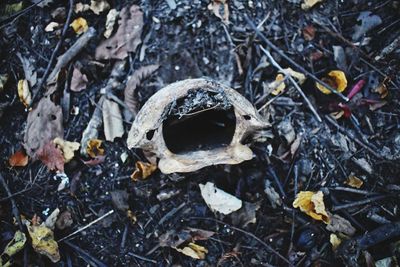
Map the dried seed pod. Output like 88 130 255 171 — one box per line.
127 78 269 174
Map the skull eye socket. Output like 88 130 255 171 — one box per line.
162 107 236 154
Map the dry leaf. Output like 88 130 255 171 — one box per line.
17 79 31 107
131 161 157 181
26 223 60 263
104 9 119 38
126 210 137 224
0 74 8 92
293 191 330 224
70 17 88 35
36 141 65 172
86 139 105 158
17 53 37 87
124 64 160 115
199 182 242 215
74 2 90 13
230 201 260 227
53 137 80 163
56 211 73 230
373 78 389 99
326 213 356 236
175 242 208 259
70 67 88 92
316 70 347 95
271 74 286 96
301 0 323 10
95 5 143 60
103 99 124 141
9 150 28 167
0 230 26 266
90 0 110 15
44 208 60 230
45 22 60 32
330 233 341 250
24 97 63 157
281 68 306 84
207 0 229 24
303 25 316 41
345 174 364 188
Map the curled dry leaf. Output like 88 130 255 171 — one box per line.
70 67 88 92
24 97 63 157
90 0 110 15
271 74 286 96
86 139 105 158
326 213 356 236
345 174 364 188
45 22 60 32
1 230 26 266
26 222 60 263
56 211 73 230
95 5 143 60
373 78 389 99
70 17 88 35
53 137 80 163
104 9 119 38
207 0 229 24
9 150 28 167
293 191 330 224
176 242 208 260
281 68 306 84
103 99 124 141
17 79 32 107
74 2 90 13
330 233 342 250
303 25 316 41
131 161 157 181
301 0 323 10
316 70 347 95
36 141 65 172
199 182 242 215
44 208 60 230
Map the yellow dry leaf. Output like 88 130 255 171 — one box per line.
280 68 306 84
126 210 137 225
345 174 363 188
316 70 347 95
301 0 323 10
293 191 330 224
330 233 342 250
17 79 31 107
70 17 88 35
131 161 157 181
175 242 208 259
1 230 26 266
271 74 286 96
53 137 80 163
27 224 60 263
86 139 105 158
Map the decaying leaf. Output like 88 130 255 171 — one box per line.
86 139 105 158
293 191 330 224
74 2 90 13
316 70 347 95
26 221 60 263
53 137 80 163
104 9 119 38
0 74 8 92
345 174 364 189
352 11 382 41
0 230 26 266
303 25 316 41
45 22 60 32
110 190 129 211
326 213 356 236
17 53 37 87
126 210 137 224
301 0 323 10
24 97 63 157
90 0 110 15
199 182 242 215
207 0 229 24
281 68 306 84
0 2 23 20
44 208 60 230
124 64 160 115
103 99 124 141
70 67 88 92
36 141 65 172
373 78 389 99
17 79 32 107
9 150 28 167
70 17 88 35
230 201 260 227
95 5 143 60
330 233 341 250
176 242 208 260
56 211 73 230
131 161 157 181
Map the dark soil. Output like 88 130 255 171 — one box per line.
1 0 400 266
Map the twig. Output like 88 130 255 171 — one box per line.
260 46 322 122
0 173 23 231
332 195 387 211
58 210 114 242
127 252 157 264
158 202 186 225
244 15 349 101
65 241 108 267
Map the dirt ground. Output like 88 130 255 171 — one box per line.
1 0 400 266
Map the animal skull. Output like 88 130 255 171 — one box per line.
127 78 269 174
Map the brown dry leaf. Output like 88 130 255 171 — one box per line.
345 174 364 188
86 139 105 158
316 70 347 95
271 74 286 96
104 9 118 38
45 22 60 32
175 242 208 259
17 79 32 107
70 17 88 35
103 99 124 141
53 137 80 163
207 0 229 24
326 213 356 236
9 150 28 167
26 223 60 263
293 191 330 224
24 97 63 157
95 5 143 60
90 0 110 15
301 0 323 10
74 2 90 13
124 64 160 115
70 67 88 92
36 141 65 172
159 228 214 251
131 161 157 181
303 25 316 41
126 210 137 225
373 79 389 99
330 234 341 250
